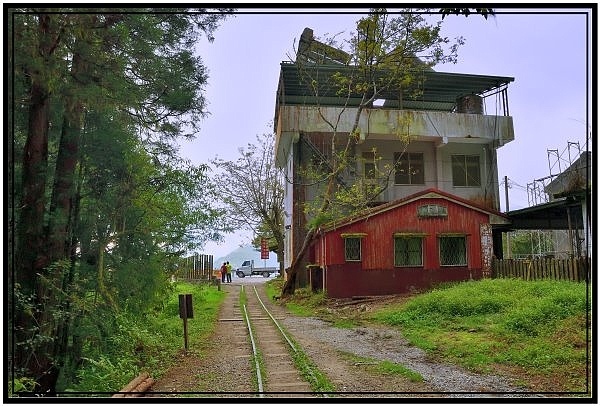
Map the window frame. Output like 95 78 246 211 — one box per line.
438 234 468 267
393 233 426 267
451 154 481 187
394 152 425 185
341 233 366 262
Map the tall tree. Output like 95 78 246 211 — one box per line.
10 8 233 393
281 9 464 296
212 133 285 274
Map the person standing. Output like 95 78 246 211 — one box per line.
220 262 227 283
226 261 232 283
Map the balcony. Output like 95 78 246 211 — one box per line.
276 104 514 151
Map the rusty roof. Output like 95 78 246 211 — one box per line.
277 61 514 109
318 188 511 233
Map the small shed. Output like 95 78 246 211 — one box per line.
311 189 510 298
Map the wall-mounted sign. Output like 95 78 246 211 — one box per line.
418 204 448 218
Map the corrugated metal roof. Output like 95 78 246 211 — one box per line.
276 61 514 111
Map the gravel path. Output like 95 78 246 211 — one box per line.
278 316 539 397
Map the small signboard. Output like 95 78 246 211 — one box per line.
260 238 269 259
178 294 193 319
417 204 448 218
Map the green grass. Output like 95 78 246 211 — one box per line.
265 279 328 317
332 318 359 329
371 279 590 391
265 277 283 300
285 332 336 393
269 278 590 392
339 352 423 382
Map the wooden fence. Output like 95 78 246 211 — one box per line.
178 254 214 280
491 257 590 282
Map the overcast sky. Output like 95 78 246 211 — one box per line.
179 7 593 259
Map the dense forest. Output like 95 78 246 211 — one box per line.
8 8 234 394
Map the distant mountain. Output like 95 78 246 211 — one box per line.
215 244 279 270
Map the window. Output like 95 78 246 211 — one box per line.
344 237 362 261
394 236 423 267
395 152 424 184
439 235 467 266
451 155 481 187
362 152 377 179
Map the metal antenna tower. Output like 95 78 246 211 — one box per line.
527 141 582 206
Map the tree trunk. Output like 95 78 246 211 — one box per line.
281 228 315 297
47 103 82 262
14 14 57 394
16 70 50 294
30 35 88 395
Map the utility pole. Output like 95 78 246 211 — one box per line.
504 176 510 213
504 176 511 259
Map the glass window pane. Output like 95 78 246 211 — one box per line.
394 153 410 184
395 237 423 266
395 152 424 185
465 155 481 186
440 236 467 266
363 152 376 179
452 155 466 186
345 238 361 261
410 153 424 184
452 155 481 187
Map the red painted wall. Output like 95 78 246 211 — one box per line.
324 265 483 298
314 196 490 298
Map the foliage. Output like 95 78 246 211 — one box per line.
371 279 590 391
8 377 38 396
439 8 495 20
62 282 225 393
506 230 555 258
10 9 233 392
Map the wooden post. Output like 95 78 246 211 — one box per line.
183 315 188 352
179 294 193 352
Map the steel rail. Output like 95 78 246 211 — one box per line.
252 285 326 396
252 286 296 352
241 285 265 397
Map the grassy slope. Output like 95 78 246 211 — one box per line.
267 278 591 393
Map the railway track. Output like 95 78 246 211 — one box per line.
146 282 328 397
237 284 319 397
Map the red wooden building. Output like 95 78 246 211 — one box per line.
311 189 510 298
